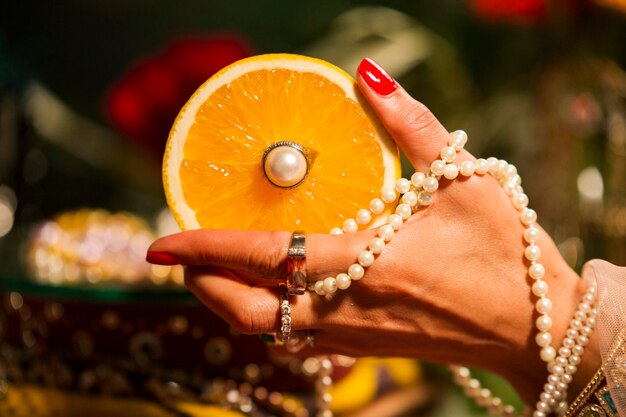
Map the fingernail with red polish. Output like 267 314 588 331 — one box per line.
146 251 179 265
358 57 397 96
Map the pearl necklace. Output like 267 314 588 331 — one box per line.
306 130 593 416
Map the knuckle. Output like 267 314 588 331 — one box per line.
397 102 441 139
247 231 287 280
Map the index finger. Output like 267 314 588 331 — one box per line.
146 229 375 283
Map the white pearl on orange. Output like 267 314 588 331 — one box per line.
348 264 364 280
536 331 552 347
513 193 529 209
431 160 446 176
540 346 556 362
381 187 397 204
263 144 308 188
395 178 411 194
369 237 385 254
532 280 548 296
369 198 385 214
536 315 552 331
343 218 358 233
356 209 372 225
314 280 326 295
329 227 343 235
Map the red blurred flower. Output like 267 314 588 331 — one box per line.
470 0 589 25
105 35 251 159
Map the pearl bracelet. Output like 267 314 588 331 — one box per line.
309 130 595 416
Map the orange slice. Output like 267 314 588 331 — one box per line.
163 54 400 233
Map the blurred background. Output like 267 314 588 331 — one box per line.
1 1 626 416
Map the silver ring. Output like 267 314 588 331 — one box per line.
278 284 292 342
287 231 306 295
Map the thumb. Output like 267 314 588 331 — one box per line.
356 57 453 172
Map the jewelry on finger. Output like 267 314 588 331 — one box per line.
287 231 307 295
278 284 292 342
286 329 315 353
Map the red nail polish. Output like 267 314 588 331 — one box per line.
146 251 179 265
358 57 397 96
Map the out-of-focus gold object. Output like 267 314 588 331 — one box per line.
24 208 183 287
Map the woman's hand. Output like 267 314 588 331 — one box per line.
147 58 598 404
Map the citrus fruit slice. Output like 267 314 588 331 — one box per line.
163 53 400 233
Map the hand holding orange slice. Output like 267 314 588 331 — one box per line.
163 54 400 233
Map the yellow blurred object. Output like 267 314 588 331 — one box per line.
163 53 400 233
0 385 245 417
595 0 626 13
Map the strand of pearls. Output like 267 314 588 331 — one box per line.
534 282 597 416
307 130 595 416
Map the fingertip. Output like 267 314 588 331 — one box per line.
357 57 398 96
146 250 180 265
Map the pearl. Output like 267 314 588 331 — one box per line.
558 347 571 358
449 130 467 150
505 164 518 178
369 238 385 254
566 329 578 339
423 177 439 193
577 335 589 346
524 226 539 243
581 326 593 337
521 208 538 225
536 401 550 413
562 337 576 348
513 193 529 209
496 160 509 177
395 203 412 220
358 250 374 267
369 198 385 214
487 157 498 174
411 172 425 188
475 158 489 174
569 355 581 365
314 280 326 295
555 357 568 367
336 273 351 290
401 191 418 207
536 331 552 347
565 364 577 375
562 374 573 384
544 383 556 393
381 187 397 204
536 297 552 314
536 314 552 331
580 302 591 313
430 160 446 176
417 191 433 206
323 277 337 293
444 164 459 179
540 346 556 362
263 143 308 188
440 146 457 163
329 227 343 235
548 375 560 385
570 319 582 330
343 218 358 233
460 161 476 176
540 392 553 402
388 214 403 230
395 178 411 194
533 411 546 417
532 280 548 297
572 345 584 356
348 264 365 280
529 263 545 279
356 209 372 225
525 245 541 261
378 224 394 241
